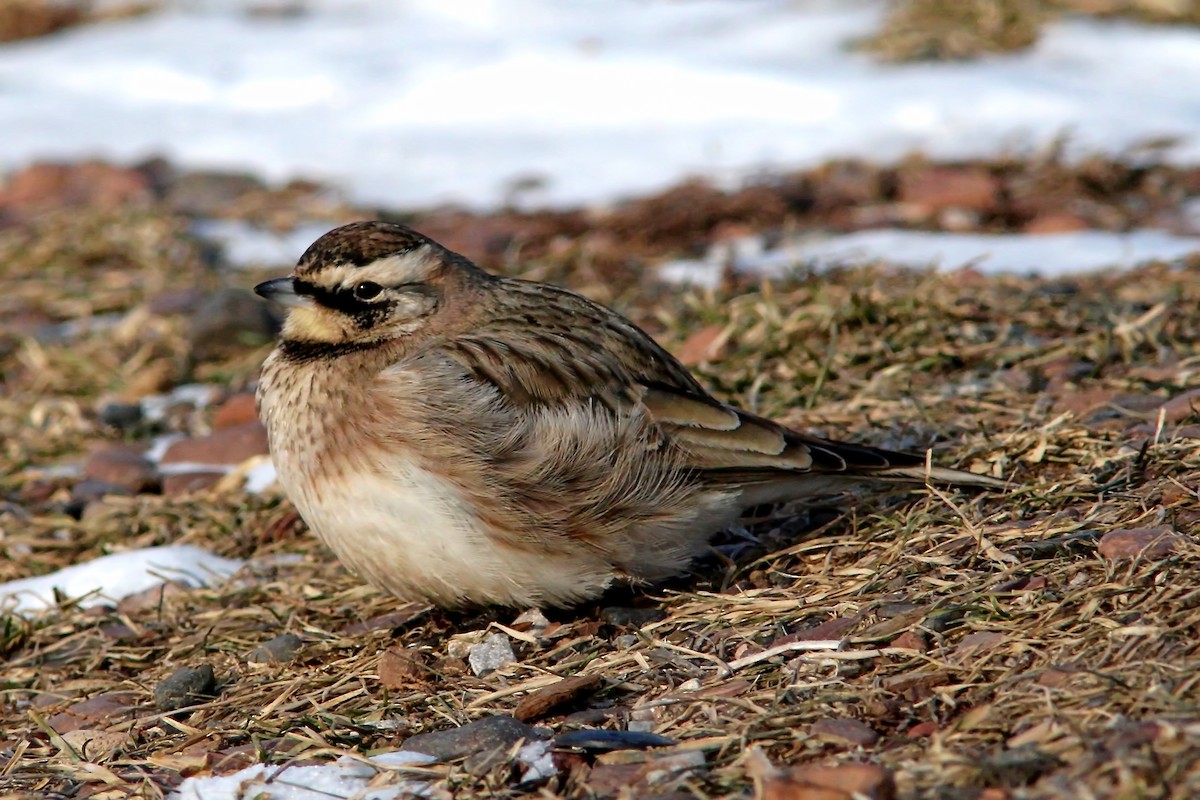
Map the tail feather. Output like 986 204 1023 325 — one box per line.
876 463 1006 489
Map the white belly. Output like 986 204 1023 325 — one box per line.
278 454 614 607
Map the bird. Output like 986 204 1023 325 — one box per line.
254 221 1001 609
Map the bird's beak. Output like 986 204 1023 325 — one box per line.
254 277 312 309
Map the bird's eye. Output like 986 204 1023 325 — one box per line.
353 281 383 301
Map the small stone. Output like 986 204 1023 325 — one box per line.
554 729 676 752
47 691 140 734
897 165 998 214
1098 527 1182 561
0 161 150 213
187 288 279 362
155 665 217 711
809 718 879 747
954 631 1006 658
1156 387 1200 423
1037 668 1073 688
379 647 429 688
514 673 602 722
600 606 666 628
468 632 517 676
399 715 543 761
213 392 260 430
70 478 134 505
83 446 160 494
148 288 207 316
98 402 144 430
161 421 269 467
117 580 189 616
879 670 949 700
1022 212 1089 234
162 470 226 496
248 633 303 664
748 750 896 800
905 720 938 738
677 323 728 367
165 170 265 217
889 630 927 652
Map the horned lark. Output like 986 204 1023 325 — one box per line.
255 221 1000 608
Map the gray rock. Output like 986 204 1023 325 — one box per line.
187 288 280 362
468 632 516 676
600 606 666 628
400 715 545 761
98 402 144 430
155 664 216 711
248 633 304 664
553 729 676 752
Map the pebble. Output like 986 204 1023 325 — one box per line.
399 715 544 761
83 446 160 494
70 478 134 506
98 402 144 431
161 421 269 467
954 631 1006 658
162 470 226 496
213 392 260 430
1098 527 1182 561
248 633 304 664
600 606 666 627
554 729 676 752
47 691 140 734
187 288 279 362
809 718 879 747
468 632 517 676
155 665 217 711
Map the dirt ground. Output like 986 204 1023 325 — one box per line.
1 152 1199 799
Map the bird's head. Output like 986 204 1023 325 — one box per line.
255 221 483 352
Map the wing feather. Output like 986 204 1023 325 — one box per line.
436 277 1000 488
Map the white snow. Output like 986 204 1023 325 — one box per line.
0 544 244 614
170 750 436 800
661 228 1200 285
2 1 1200 210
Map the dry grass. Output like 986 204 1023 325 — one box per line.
1 192 1199 799
863 0 1200 62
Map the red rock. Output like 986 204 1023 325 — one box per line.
889 630 927 652
1022 212 1090 234
1037 668 1073 688
809 718 878 747
162 471 225 496
46 691 140 734
161 421 268 466
0 161 151 213
1098 527 1182 561
977 789 1012 800
762 763 897 800
955 631 1005 658
897 166 998 214
677 324 728 367
775 615 863 646
905 720 938 739
83 446 160 493
1157 387 1200 424
212 392 260 430
117 581 190 615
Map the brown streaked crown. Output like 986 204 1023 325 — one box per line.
295 221 433 278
